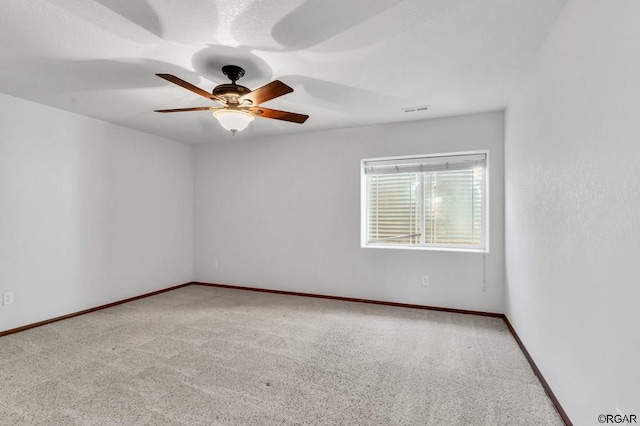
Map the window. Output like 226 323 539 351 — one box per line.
361 151 488 252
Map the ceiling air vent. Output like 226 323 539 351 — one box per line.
402 105 430 113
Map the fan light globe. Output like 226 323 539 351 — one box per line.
213 110 254 134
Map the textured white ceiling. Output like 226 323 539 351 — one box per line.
0 0 566 143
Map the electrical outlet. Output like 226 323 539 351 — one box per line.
422 275 429 286
3 292 14 305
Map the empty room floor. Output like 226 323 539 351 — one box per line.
0 285 563 425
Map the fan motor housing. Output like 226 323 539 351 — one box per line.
213 84 252 104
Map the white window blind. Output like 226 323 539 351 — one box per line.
362 152 487 251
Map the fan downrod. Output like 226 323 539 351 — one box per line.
222 65 245 84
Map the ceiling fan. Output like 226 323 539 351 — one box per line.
154 65 309 134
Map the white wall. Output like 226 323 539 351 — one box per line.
195 112 504 313
505 1 640 424
0 93 193 332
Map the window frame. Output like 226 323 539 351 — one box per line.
360 150 490 253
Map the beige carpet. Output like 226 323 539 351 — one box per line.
0 285 563 425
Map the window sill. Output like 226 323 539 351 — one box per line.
361 243 488 253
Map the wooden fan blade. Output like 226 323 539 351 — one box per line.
247 107 309 124
239 80 293 106
154 106 221 113
156 74 224 104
